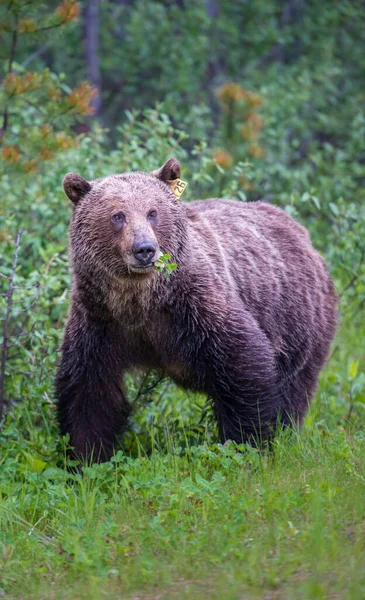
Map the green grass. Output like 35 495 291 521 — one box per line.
1 427 365 599
1 325 365 600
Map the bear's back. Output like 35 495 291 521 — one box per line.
187 198 309 245
185 198 314 286
183 198 336 364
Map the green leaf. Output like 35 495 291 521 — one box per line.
348 360 359 379
154 254 178 276
23 452 47 474
329 202 339 216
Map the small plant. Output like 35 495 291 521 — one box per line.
154 253 178 276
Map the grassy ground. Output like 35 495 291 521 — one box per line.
1 328 365 600
1 428 365 599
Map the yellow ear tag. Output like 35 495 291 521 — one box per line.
167 178 187 199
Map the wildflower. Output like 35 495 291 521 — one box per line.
4 72 40 95
54 132 76 151
213 149 233 169
39 147 55 161
66 82 96 115
1 145 21 163
245 92 263 108
246 112 263 129
56 0 80 22
248 144 266 159
216 82 246 107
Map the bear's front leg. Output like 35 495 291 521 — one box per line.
207 311 282 446
55 304 130 462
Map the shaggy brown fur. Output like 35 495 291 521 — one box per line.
56 158 338 462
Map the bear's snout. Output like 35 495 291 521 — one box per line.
132 240 156 265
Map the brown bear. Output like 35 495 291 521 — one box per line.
56 158 337 462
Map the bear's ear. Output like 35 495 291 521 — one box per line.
151 157 181 183
63 173 92 204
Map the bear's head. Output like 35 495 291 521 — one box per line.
63 158 186 281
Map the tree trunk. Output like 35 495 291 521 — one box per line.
205 0 219 19
84 0 102 117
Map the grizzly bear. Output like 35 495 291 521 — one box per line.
56 158 337 462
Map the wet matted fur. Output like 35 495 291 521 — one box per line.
55 158 338 462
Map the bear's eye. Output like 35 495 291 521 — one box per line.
112 212 125 223
148 210 157 220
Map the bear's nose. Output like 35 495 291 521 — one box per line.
132 241 156 265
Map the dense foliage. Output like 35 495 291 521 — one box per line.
0 1 364 598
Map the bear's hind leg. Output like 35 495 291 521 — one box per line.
279 359 324 429
207 313 283 446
